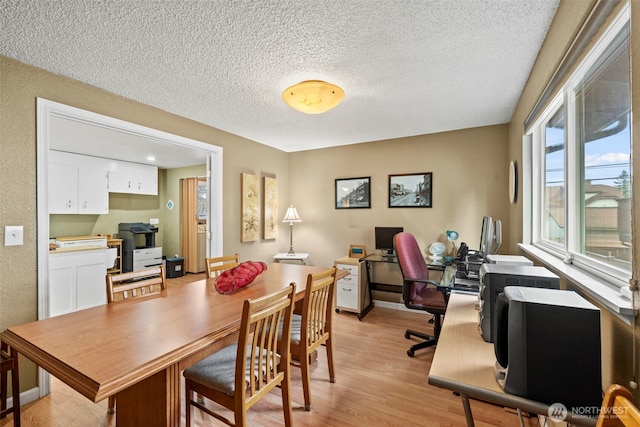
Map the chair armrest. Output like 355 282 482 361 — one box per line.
402 276 444 288
402 277 451 305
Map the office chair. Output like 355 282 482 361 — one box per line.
394 232 447 357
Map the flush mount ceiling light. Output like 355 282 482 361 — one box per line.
282 80 345 114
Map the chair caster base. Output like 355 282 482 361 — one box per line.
407 349 415 357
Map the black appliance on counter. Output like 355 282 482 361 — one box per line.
118 222 161 272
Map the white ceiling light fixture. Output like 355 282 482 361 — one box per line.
282 80 345 114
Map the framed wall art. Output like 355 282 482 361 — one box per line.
263 176 278 239
335 177 371 209
388 172 432 208
241 173 260 242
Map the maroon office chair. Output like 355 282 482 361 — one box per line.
394 232 447 357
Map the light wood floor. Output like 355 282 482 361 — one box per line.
1 273 538 427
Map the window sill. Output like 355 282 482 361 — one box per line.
518 243 635 325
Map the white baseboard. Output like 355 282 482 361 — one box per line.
373 299 428 314
7 386 40 408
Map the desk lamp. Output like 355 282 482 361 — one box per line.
282 205 302 255
446 230 459 255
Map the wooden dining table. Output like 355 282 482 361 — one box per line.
1 263 347 426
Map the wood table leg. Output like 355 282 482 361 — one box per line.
115 363 180 426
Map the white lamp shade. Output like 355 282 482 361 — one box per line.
282 205 301 223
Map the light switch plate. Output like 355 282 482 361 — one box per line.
5 225 24 246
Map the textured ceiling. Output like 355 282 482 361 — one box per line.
0 0 559 153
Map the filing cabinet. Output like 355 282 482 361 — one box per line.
334 257 370 319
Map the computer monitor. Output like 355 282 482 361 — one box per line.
375 226 403 255
479 216 502 258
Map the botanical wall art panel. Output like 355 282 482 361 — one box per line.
263 176 278 239
241 173 260 242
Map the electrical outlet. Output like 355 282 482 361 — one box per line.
150 218 159 225
5 225 24 246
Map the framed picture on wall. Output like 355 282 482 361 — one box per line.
263 176 278 239
241 173 260 242
335 177 371 209
388 172 432 208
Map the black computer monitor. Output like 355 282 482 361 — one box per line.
375 226 403 255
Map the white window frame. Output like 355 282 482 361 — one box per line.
521 4 634 323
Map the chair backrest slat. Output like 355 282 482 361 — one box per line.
237 283 295 405
597 384 640 427
205 254 239 279
106 265 166 303
302 267 337 349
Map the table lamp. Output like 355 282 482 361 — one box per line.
282 205 302 255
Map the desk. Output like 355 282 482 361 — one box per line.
361 255 468 320
428 293 596 427
1 263 346 427
273 252 309 265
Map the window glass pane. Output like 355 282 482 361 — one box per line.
543 108 565 245
575 24 631 271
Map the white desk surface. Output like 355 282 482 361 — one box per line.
273 252 309 260
429 293 596 426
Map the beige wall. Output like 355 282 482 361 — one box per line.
289 125 510 269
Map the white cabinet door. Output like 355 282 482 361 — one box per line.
49 250 109 317
48 151 109 214
48 163 78 214
78 167 109 214
108 161 158 195
49 263 75 317
76 261 109 310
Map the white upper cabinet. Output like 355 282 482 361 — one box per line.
48 151 109 214
107 160 158 195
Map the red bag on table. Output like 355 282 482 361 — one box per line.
215 261 267 294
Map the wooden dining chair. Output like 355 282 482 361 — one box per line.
290 266 338 411
205 254 239 279
183 283 296 427
105 265 167 413
0 341 20 426
106 265 166 303
596 384 640 426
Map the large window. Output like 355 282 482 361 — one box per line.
528 9 631 291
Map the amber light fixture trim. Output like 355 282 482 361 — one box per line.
282 80 345 114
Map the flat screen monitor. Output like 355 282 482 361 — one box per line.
479 216 502 258
375 226 403 255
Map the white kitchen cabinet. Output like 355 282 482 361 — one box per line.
108 160 158 195
48 151 109 214
49 248 114 317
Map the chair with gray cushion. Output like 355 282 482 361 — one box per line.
183 283 296 427
289 266 337 411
